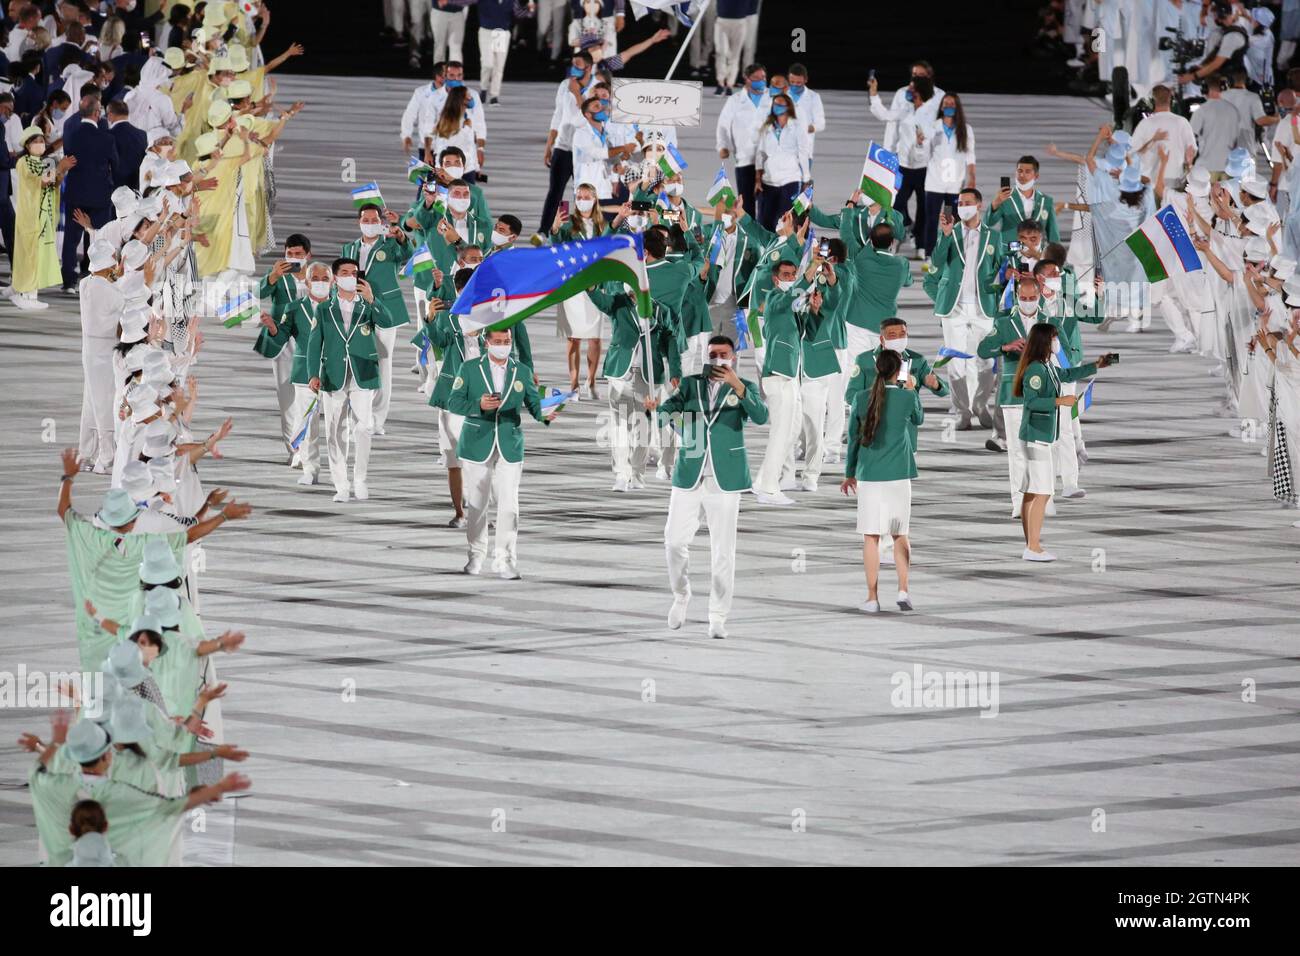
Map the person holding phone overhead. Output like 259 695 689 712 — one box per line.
1013 323 1114 562
841 348 924 613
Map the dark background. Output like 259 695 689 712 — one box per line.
264 0 1066 95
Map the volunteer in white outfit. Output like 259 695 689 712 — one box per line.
752 260 807 506
78 242 125 475
785 64 825 160
716 64 771 215
869 69 941 252
415 63 488 177
753 91 810 231
123 56 181 145
571 95 625 206
400 70 443 156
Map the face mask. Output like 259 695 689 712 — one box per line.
1019 178 1037 193
709 357 733 368
448 195 471 214
749 79 766 93
788 84 805 100
490 231 511 247
883 335 909 353
772 104 787 117
445 79 463 89
592 110 609 122
775 279 795 292
942 106 957 118
569 66 584 78
957 205 978 222
576 198 595 213
52 108 65 121
28 142 46 156
1019 299 1039 316
487 343 511 360
1044 276 1062 294
665 182 684 197
310 280 331 298
359 221 384 238
721 214 734 228
336 275 357 293
626 215 647 232
442 164 463 178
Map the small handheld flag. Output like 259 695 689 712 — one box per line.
707 226 725 267
351 181 384 208
656 142 688 179
1072 380 1094 419
705 166 736 208
656 190 672 211
791 186 813 218
1125 204 1202 283
406 156 434 185
860 141 903 208
289 397 318 450
218 291 257 328
541 387 577 410
932 346 973 368
403 244 436 277
733 307 751 351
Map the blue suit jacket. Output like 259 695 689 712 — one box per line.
63 118 119 210
13 75 45 124
109 120 147 190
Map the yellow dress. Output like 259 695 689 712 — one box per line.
172 74 215 165
13 157 62 293
243 116 274 254
193 135 248 277
240 66 268 102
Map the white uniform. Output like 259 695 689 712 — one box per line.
78 275 126 471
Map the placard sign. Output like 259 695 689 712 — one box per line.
610 78 703 127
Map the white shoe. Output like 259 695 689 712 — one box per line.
464 555 483 575
797 477 818 492
290 450 301 468
896 591 913 612
1011 506 1022 519
707 616 728 639
297 472 317 486
580 383 594 400
0 284 12 298
612 477 630 492
667 595 689 629
629 475 645 490
332 489 349 503
858 599 880 613
753 491 796 506
821 450 841 465
92 462 109 476
1124 321 1142 333
373 427 386 437
1292 520 1300 528
1022 547 1057 562
353 482 369 500
498 560 521 580
655 464 670 481
779 477 799 492
1061 486 1086 499
11 293 48 310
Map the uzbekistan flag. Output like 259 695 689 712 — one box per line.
218 291 257 328
290 397 318 450
1125 204 1202 283
707 226 725 266
791 186 813 217
450 234 652 333
407 156 434 184
402 244 436 277
932 346 973 369
1071 380 1094 420
860 141 902 208
705 166 736 207
631 0 698 27
351 181 384 208
656 142 688 179
541 387 577 410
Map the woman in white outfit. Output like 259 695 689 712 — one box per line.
549 182 608 399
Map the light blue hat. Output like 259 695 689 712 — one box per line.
68 832 116 867
88 671 126 725
1253 7 1275 28
127 612 164 640
65 719 112 764
143 587 181 629
96 489 140 529
139 539 181 585
108 695 151 745
1225 147 1252 180
1099 144 1127 170
1118 163 1143 192
105 641 149 689
1111 130 1132 147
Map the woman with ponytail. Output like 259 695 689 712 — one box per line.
841 348 924 613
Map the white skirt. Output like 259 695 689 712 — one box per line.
556 291 603 339
856 478 912 536
1020 441 1054 495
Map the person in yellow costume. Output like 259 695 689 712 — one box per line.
166 47 212 165
7 127 76 311
191 122 262 278
226 81 303 254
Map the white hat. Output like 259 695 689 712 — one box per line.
169 159 192 179
104 641 150 689
147 456 178 493
119 460 157 502
156 163 184 189
143 587 182 629
126 381 159 408
139 153 166 189
111 185 138 218
1244 235 1272 262
141 418 177 458
1244 201 1279 231
136 192 165 220
1271 255 1297 281
130 399 161 424
139 538 181 584
1283 275 1300 306
64 719 112 764
1242 178 1269 200
118 269 147 303
142 363 176 390
1184 166 1211 198
123 343 150 372
87 242 117 274
119 307 149 343
121 239 150 271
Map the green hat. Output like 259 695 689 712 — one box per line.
143 587 182 629
139 539 181 585
207 98 232 128
225 78 253 100
108 695 151 745
65 719 111 764
105 641 149 689
96 489 140 529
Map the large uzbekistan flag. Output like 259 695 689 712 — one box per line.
860 141 902 208
450 234 651 333
1125 204 1202 283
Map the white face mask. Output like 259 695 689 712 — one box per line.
309 280 331 299
775 279 795 292
359 221 384 239
883 335 908 353
448 195 471 215
957 205 978 222
666 182 684 197
1044 276 1062 294
709 356 733 367
1019 177 1037 192
487 343 511 360
442 164 463 178
336 275 357 293
576 198 595 214
1018 298 1039 315
626 215 647 232
490 231 511 247
721 214 734 229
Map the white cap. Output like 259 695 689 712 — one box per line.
119 307 149 343
1284 275 1300 306
87 242 117 274
123 343 150 372
1244 235 1272 262
147 456 178 493
141 418 177 458
1271 255 1297 281
1185 166 1211 198
119 460 156 501
121 239 150 271
1242 178 1269 200
111 185 138 218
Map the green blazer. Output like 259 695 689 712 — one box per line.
925 221 1003 319
341 235 413 328
845 384 924 482
446 355 549 464
647 257 711 340
738 216 804 308
428 211 495 274
808 202 904 258
698 217 767 303
844 346 947 406
257 269 305 320
551 218 610 244
977 309 1036 407
656 373 769 492
1044 273 1105 366
426 311 480 410
1018 359 1097 444
306 294 382 392
254 296 318 385
847 246 912 332
588 283 682 383
759 287 804 379
987 189 1060 247
799 270 845 378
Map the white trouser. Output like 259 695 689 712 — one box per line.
941 304 995 424
478 27 511 99
665 476 740 622
272 339 296 449
437 407 464 467
462 447 522 563
1053 382 1081 490
689 2 716 67
608 370 657 481
754 374 801 494
798 374 831 481
536 0 566 56
741 13 759 64
79 335 117 468
713 18 746 88
322 378 375 492
393 0 430 42
682 331 709 378
429 7 468 62
1001 404 1027 514
846 324 879 365
371 326 398 430
291 384 321 477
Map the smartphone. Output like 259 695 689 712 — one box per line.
1000 175 1011 191
1103 352 1120 364
1009 241 1021 253
558 200 570 219
140 32 151 49
946 203 957 220
707 364 726 379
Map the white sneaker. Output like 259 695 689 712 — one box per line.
498 560 521 580
1124 321 1142 333
655 464 670 481
629 475 645 490
858 599 880 613
754 491 796 506
297 472 317 486
373 427 385 437
1011 505 1021 519
707 616 728 639
1022 548 1057 562
797 477 818 492
447 515 467 528
1292 520 1300 528
612 477 630 492
896 591 913 612
667 595 689 629
779 477 799 492
822 450 841 465
332 489 349 503
1061 486 1086 499
12 293 48 311
464 555 483 575
353 482 369 500
580 383 594 401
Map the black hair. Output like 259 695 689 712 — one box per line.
438 145 466 165
1017 155 1040 173
708 334 735 349
824 237 847 262
284 233 311 253
642 229 669 259
743 63 765 78
870 223 894 250
497 214 522 237
880 317 907 332
860 351 902 447
453 267 475 292
959 186 982 203
1012 323 1058 397
332 256 359 273
355 203 382 219
1017 218 1043 235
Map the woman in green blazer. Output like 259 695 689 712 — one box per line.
840 349 924 613
1013 322 1114 562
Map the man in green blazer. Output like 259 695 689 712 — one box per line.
254 233 312 458
925 187 1004 431
342 204 414 436
256 260 331 486
796 246 853 491
845 318 948 407
751 260 807 505
306 259 383 503
446 326 561 580
808 189 905 259
697 202 770 370
985 156 1060 248
650 335 769 640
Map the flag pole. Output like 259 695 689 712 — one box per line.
664 0 713 81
